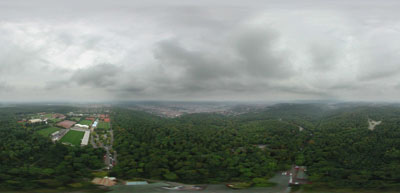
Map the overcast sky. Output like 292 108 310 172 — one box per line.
1 0 400 102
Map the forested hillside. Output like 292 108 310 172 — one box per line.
111 103 400 189
111 109 303 184
1 103 400 190
0 108 104 190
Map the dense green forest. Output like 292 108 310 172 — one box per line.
1 103 400 190
0 107 104 190
111 109 300 184
111 103 400 189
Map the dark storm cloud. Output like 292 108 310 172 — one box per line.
234 28 294 78
71 64 121 88
2 0 400 101
154 39 235 81
150 27 295 96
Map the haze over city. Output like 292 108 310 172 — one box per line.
1 0 400 102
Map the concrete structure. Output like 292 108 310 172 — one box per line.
51 131 60 137
126 181 148 185
81 130 90 146
51 129 68 142
92 120 99 128
75 124 89 129
92 177 117 186
288 165 310 185
52 113 66 119
68 112 85 117
108 177 116 181
86 117 95 121
71 127 89 132
28 119 42 124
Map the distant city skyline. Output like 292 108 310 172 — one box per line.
1 0 400 102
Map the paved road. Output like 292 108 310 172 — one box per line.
110 121 117 165
104 147 112 169
90 115 117 169
90 133 97 148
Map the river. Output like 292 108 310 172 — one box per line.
4 173 397 193
108 174 293 193
107 173 399 193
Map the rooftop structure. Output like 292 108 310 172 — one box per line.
68 112 84 117
289 165 310 185
51 131 60 137
92 120 98 128
52 113 66 119
28 119 42 124
86 117 95 121
126 181 148 185
92 177 116 186
51 129 68 142
75 124 89 129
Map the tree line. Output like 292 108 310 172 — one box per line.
111 104 400 190
0 108 104 190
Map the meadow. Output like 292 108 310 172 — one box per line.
69 117 81 122
37 127 60 137
97 122 110 129
60 130 85 146
79 120 93 126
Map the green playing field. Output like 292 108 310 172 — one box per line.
60 130 85 146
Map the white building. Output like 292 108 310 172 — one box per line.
74 124 89 129
51 131 60 137
81 130 90 146
28 119 42 124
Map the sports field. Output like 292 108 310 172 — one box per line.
37 127 60 137
70 117 81 122
44 113 53 118
97 122 110 129
79 120 93 126
60 130 85 146
49 118 62 123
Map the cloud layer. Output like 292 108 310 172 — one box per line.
1 0 400 102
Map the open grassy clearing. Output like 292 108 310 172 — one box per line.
79 120 93 126
44 113 53 118
60 130 84 146
69 117 81 122
97 122 110 129
37 127 60 137
48 118 62 123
